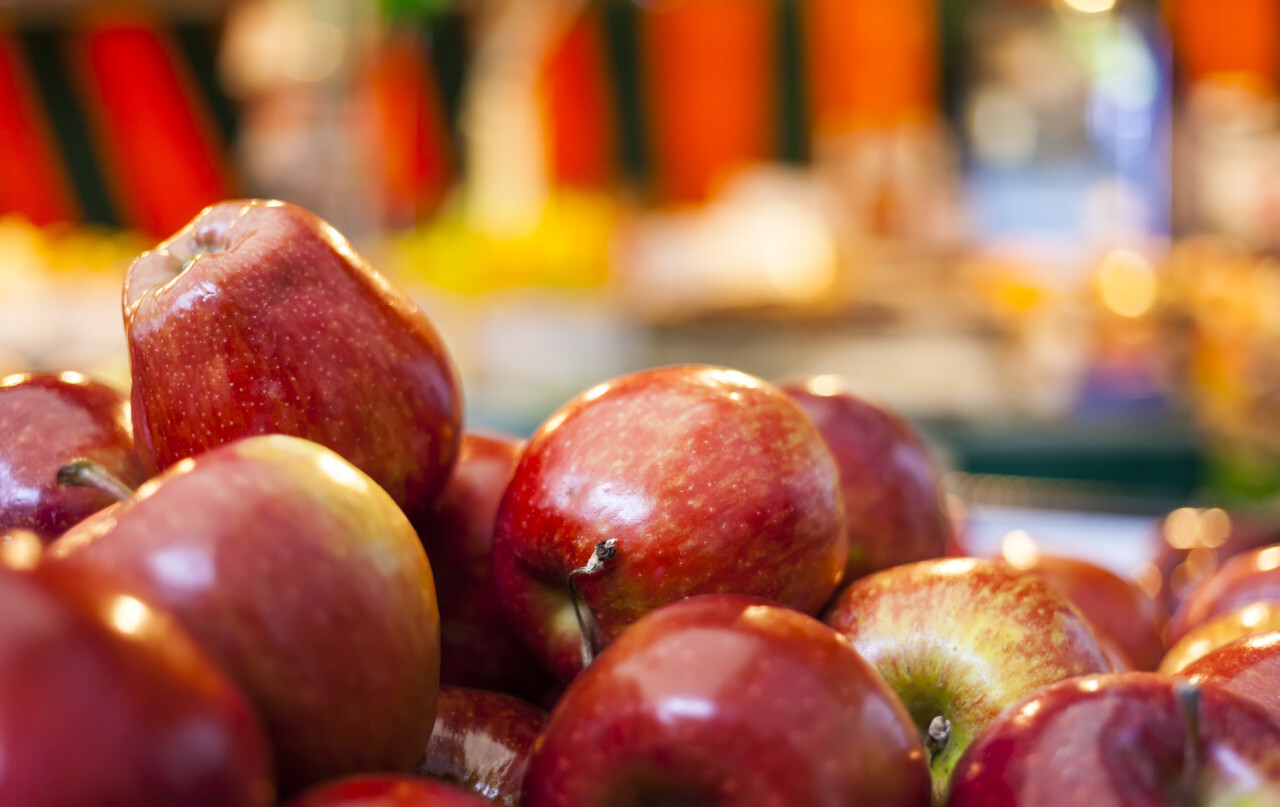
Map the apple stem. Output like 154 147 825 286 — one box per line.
1175 681 1202 807
56 458 136 503
568 539 617 668
925 715 951 761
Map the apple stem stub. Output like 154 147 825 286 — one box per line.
568 539 618 668
1175 681 1202 807
926 715 951 760
56 458 136 503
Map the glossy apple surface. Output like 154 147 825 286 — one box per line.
0 563 274 806
414 431 550 698
949 672 1280 807
824 558 1112 802
1160 602 1280 674
780 376 951 581
1178 630 1280 720
521 594 931 807
418 685 546 807
1166 543 1280 645
0 372 146 540
493 365 846 681
46 434 440 795
286 776 491 807
124 199 461 518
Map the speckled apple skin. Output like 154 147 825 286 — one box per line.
0 372 146 541
1167 545 1280 645
521 594 930 807
824 558 1113 804
493 365 847 682
418 685 546 807
45 435 441 796
286 775 492 807
780 379 950 581
1179 630 1280 721
124 199 461 519
949 673 1280 807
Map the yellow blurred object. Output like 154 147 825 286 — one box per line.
1095 249 1158 318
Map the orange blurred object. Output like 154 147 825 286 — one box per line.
1169 0 1280 90
540 7 615 189
0 31 77 226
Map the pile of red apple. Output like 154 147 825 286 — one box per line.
5 199 1280 806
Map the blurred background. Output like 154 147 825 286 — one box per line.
1 0 1278 531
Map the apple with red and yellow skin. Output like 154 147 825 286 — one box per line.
521 594 931 807
0 562 274 806
779 376 951 581
1159 602 1280 675
1166 544 1280 646
45 434 440 796
824 558 1113 804
1178 630 1280 721
414 431 551 699
418 686 546 807
493 365 846 682
124 199 461 519
948 672 1280 807
0 372 146 541
286 776 491 807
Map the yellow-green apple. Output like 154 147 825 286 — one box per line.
45 434 441 795
493 365 846 681
418 685 546 807
0 562 274 806
1160 602 1280 675
0 372 146 541
948 672 1280 807
1178 631 1280 721
286 776 492 807
123 199 462 518
414 431 551 698
779 375 951 581
823 558 1113 803
1167 544 1280 646
521 594 930 807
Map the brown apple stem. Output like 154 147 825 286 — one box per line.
1175 681 1202 807
568 539 617 668
925 715 951 762
56 458 136 503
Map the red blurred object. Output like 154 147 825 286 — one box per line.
0 32 77 225
540 7 615 189
1170 0 1280 88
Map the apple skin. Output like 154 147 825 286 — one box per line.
779 376 951 581
1160 602 1280 675
521 594 930 807
999 554 1166 671
823 558 1113 803
414 431 551 698
949 672 1280 807
0 372 146 541
123 199 462 518
285 776 492 807
418 685 546 807
493 364 846 682
1166 544 1280 645
0 562 274 806
1178 630 1280 721
45 434 441 795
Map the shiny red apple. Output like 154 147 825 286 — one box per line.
521 594 931 807
493 364 846 681
1160 602 1280 675
824 558 1113 802
1178 630 1280 721
779 375 951 581
418 685 546 807
46 434 441 795
286 776 491 807
0 372 146 541
124 199 462 518
948 672 1280 806
1166 543 1280 645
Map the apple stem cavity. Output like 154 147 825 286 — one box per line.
56 458 136 503
568 539 618 668
1175 681 1202 807
925 715 951 761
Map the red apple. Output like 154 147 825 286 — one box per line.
45 434 441 795
0 372 146 540
0 562 274 806
286 776 491 807
1160 602 1280 675
948 672 1280 806
123 199 462 518
1149 506 1278 619
824 558 1113 802
493 364 846 681
1166 543 1280 645
521 594 931 807
418 685 546 807
1178 630 1280 720
414 431 551 698
779 375 951 581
